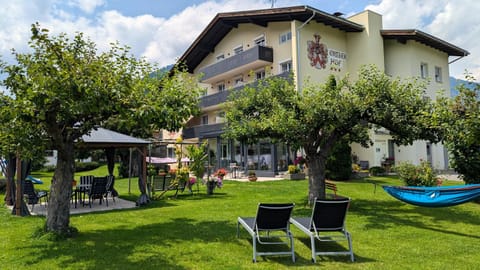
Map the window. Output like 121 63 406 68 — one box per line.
435 66 442 82
200 87 208 97
216 54 224 62
234 76 244 86
279 31 292 44
167 147 175 158
280 60 292 73
217 82 225 92
233 45 243 55
255 70 265 80
254 35 265 46
216 111 226 123
201 115 209 125
420 63 428 79
221 143 229 159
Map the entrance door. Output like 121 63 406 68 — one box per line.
374 141 387 166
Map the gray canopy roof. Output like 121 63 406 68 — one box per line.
77 127 150 149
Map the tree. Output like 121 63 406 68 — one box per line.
435 75 480 184
224 66 438 203
0 23 202 234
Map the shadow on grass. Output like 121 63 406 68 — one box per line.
349 199 480 239
294 237 372 264
24 216 304 269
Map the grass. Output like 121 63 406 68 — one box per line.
1 168 479 269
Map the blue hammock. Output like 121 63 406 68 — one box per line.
382 184 480 207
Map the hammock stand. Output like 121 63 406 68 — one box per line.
382 184 480 207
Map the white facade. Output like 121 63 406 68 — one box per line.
178 6 468 172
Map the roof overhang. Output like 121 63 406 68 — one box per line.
381 29 469 57
178 5 364 73
76 127 150 149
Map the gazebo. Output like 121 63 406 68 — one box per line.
77 127 151 205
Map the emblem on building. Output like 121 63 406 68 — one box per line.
307 34 328 69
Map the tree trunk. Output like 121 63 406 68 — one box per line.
306 153 327 204
4 156 15 206
46 141 75 233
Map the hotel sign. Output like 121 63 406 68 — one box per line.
307 33 347 72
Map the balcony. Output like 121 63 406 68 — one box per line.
199 71 291 108
199 45 273 83
182 123 225 139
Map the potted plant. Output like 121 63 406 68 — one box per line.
285 164 306 180
204 176 223 195
248 170 257 182
214 168 228 180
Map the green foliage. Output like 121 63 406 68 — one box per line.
185 142 208 180
288 165 300 174
40 165 56 172
369 166 385 176
224 65 435 200
0 23 202 233
325 139 352 180
74 161 101 172
1 174 480 268
435 75 480 184
395 160 437 186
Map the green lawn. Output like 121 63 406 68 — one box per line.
1 170 479 269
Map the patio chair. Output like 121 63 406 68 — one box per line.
237 203 296 263
105 175 118 204
23 180 48 211
78 175 94 205
289 198 354 263
87 177 108 208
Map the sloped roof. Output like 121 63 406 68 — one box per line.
77 127 150 149
178 5 364 72
381 29 469 56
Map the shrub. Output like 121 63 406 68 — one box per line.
288 165 300 174
352 163 361 172
40 165 56 172
325 139 352 180
395 161 437 186
369 166 385 176
75 161 101 172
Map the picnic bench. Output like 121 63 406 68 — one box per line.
326 180 340 199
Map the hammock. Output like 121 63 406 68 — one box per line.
382 184 480 207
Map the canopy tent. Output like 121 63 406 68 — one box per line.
383 184 480 207
146 157 190 164
77 127 151 206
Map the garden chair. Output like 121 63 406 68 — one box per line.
237 203 296 263
105 175 118 204
289 198 354 262
87 177 108 208
23 180 48 211
78 175 94 205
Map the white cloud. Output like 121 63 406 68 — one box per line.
68 0 105 14
0 0 478 81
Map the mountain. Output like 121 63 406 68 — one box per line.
450 76 476 97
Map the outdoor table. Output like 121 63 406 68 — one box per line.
229 164 239 178
73 184 91 208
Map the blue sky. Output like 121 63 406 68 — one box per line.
0 0 478 81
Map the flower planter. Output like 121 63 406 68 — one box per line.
285 173 306 180
248 176 257 182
